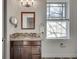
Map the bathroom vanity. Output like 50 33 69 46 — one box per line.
10 33 41 59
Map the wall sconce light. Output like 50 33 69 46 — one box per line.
9 17 18 28
20 0 34 7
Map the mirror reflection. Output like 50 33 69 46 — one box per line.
21 12 35 29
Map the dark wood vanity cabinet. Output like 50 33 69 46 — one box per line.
10 41 41 59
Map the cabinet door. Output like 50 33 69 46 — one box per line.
32 55 41 59
21 46 32 59
10 46 14 59
32 46 41 54
13 46 21 59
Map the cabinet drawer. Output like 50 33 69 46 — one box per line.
32 55 41 59
31 41 41 46
32 46 41 54
11 41 23 46
10 41 32 46
23 41 31 46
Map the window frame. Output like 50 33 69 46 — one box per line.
47 2 67 19
45 2 70 39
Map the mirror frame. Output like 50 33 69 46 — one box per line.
21 12 35 29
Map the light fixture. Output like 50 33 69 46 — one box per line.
9 17 18 28
20 0 34 7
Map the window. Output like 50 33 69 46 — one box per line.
47 3 66 19
46 2 70 39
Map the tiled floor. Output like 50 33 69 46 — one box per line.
42 57 77 59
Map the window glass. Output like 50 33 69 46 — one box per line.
46 21 67 39
46 3 69 39
47 3 66 19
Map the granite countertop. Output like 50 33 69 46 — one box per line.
10 33 41 41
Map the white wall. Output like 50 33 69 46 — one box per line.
42 0 77 57
6 0 77 59
6 0 46 59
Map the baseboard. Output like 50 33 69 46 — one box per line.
42 57 77 59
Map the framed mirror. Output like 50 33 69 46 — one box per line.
21 12 35 29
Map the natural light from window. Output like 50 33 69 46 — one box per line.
46 3 69 39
